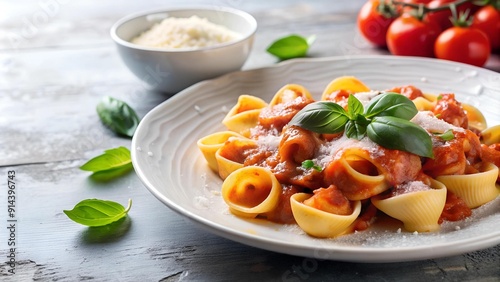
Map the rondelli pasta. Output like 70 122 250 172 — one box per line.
197 76 500 238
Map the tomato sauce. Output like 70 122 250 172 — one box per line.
258 96 312 132
387 85 424 100
439 191 472 223
264 185 304 224
350 201 378 231
303 185 353 215
432 93 468 129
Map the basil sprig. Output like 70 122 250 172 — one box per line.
97 96 140 137
64 198 132 227
289 92 434 158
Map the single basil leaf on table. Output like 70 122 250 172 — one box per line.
80 146 132 173
266 34 315 60
289 101 349 134
97 96 140 137
364 92 418 120
367 116 434 158
64 198 132 227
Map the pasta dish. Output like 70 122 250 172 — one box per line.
197 76 500 238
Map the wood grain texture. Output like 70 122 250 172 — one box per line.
0 0 498 281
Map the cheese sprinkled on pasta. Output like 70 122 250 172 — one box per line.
411 111 465 133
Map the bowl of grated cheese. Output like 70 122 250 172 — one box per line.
111 7 257 93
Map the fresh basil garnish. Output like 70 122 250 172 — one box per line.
290 101 349 134
266 34 316 60
302 160 322 172
347 94 364 118
433 129 455 141
80 146 133 174
97 96 140 137
364 92 418 119
367 116 434 158
64 198 132 227
345 114 370 140
289 92 434 158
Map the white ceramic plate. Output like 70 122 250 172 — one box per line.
132 56 500 262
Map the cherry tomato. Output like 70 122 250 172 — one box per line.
434 27 491 67
471 5 500 50
357 0 397 47
386 14 441 57
425 0 475 30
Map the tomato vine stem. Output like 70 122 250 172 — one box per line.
386 0 472 21
390 0 471 13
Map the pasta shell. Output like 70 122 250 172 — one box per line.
372 179 447 232
215 137 257 180
197 131 246 172
462 103 487 131
326 155 389 201
412 96 435 111
269 84 312 106
222 95 268 137
481 125 500 146
422 92 439 102
290 193 361 238
437 162 500 208
321 76 370 100
222 109 262 137
222 166 281 218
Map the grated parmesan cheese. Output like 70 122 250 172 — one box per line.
353 91 381 105
411 111 464 133
391 181 431 196
314 134 383 168
131 15 241 49
256 134 281 151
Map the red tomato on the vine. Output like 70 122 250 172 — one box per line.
358 0 397 47
425 0 476 30
386 14 441 57
435 27 491 66
471 5 500 50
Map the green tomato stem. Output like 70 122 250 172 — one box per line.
391 0 471 14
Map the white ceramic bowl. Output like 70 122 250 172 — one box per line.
110 7 257 93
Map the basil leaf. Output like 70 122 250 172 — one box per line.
345 115 369 140
80 146 132 173
347 94 364 119
266 34 314 60
90 164 133 182
97 96 140 137
364 93 418 120
367 116 434 158
434 129 455 141
83 216 130 242
302 160 322 172
64 198 132 227
289 101 349 134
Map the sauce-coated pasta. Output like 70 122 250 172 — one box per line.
198 76 500 238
